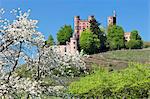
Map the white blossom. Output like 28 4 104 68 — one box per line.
0 8 87 98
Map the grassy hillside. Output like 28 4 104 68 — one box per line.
84 48 150 70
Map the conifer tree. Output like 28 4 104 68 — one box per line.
89 18 106 51
46 34 54 46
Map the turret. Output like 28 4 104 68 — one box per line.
70 37 77 54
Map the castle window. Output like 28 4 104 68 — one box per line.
75 26 79 30
125 37 128 39
79 26 81 29
73 42 75 44
74 47 76 49
64 47 67 52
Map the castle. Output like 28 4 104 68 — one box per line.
57 11 131 55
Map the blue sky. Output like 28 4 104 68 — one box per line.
0 0 150 41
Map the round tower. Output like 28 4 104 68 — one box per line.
74 16 80 39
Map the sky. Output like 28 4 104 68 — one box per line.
0 0 150 41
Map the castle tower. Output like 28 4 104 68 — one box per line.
107 10 116 26
74 15 94 40
74 16 80 39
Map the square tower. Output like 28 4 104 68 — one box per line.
107 10 116 26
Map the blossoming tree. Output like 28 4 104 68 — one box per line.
0 8 86 98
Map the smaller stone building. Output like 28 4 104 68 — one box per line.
57 35 78 55
124 32 131 41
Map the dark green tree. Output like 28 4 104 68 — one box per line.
79 29 100 54
107 25 125 50
45 34 54 46
126 30 143 49
89 18 106 51
57 25 73 45
90 18 101 36
130 30 142 40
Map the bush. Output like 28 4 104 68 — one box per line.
126 40 143 49
68 63 150 98
126 30 143 49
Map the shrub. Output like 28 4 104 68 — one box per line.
126 40 143 49
68 63 150 98
126 30 143 49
